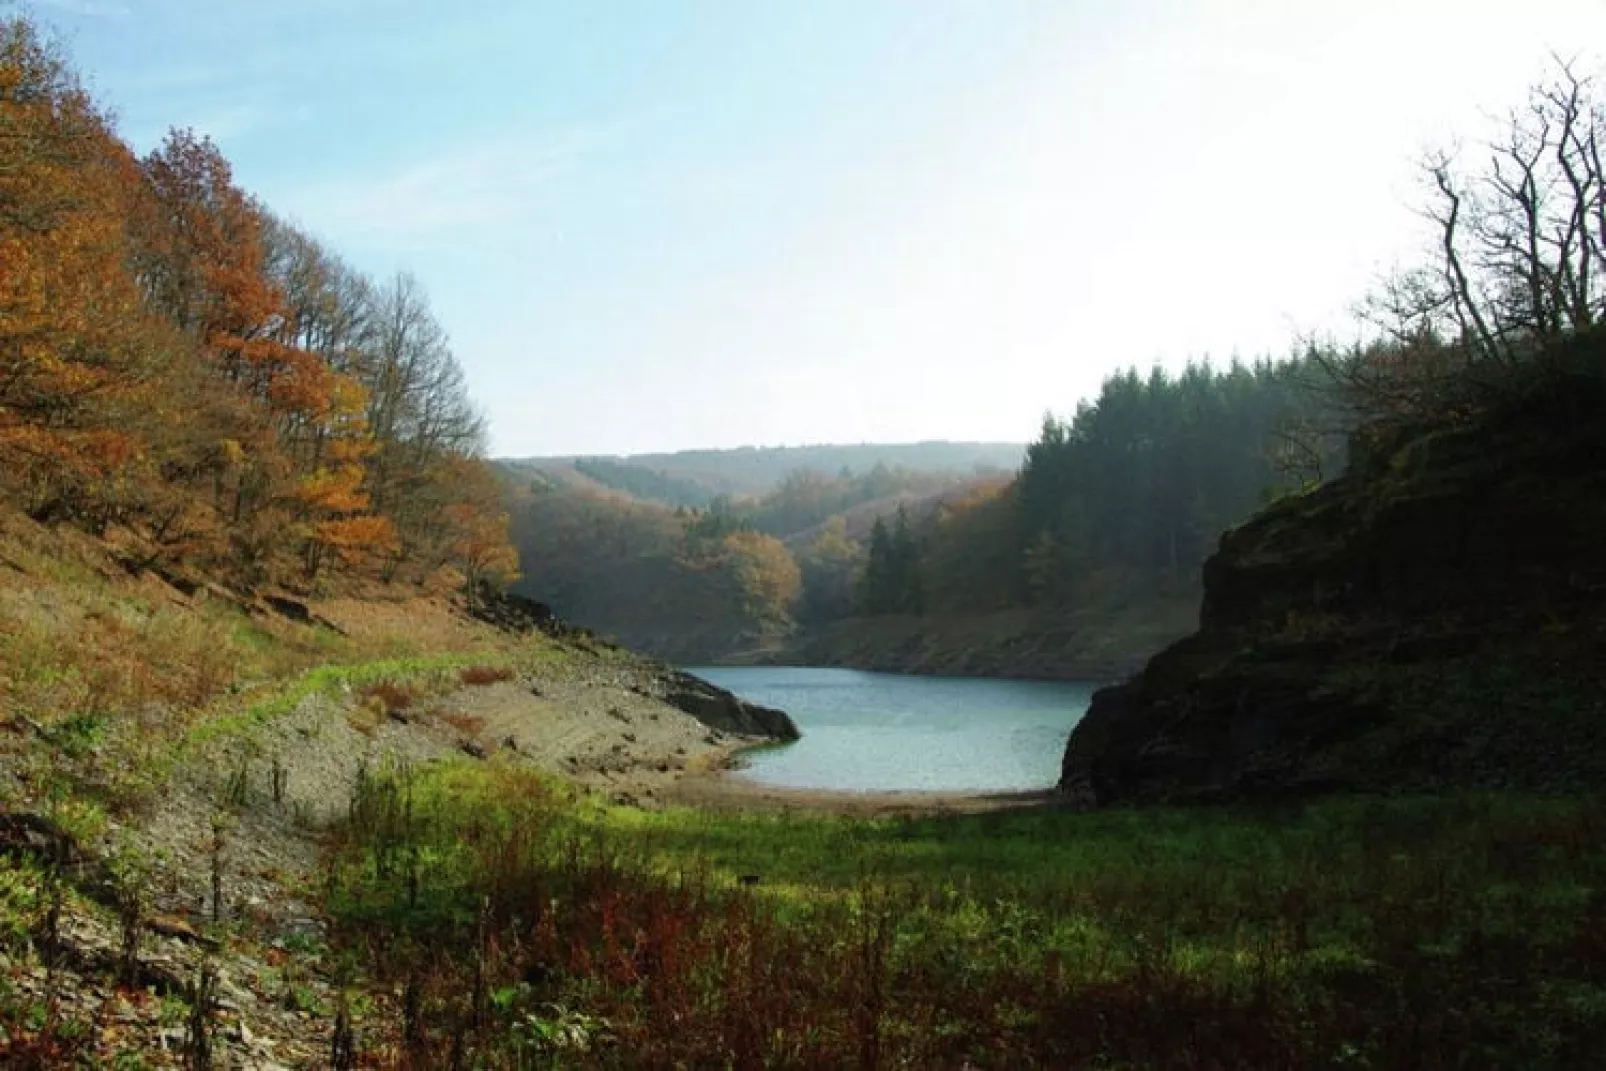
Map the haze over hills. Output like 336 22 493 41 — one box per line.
497 439 1033 658
498 360 1339 670
501 441 1026 505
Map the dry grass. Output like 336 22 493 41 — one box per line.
0 527 345 811
0 506 527 815
309 594 502 656
346 682 417 737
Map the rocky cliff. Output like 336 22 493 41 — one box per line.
1061 350 1606 804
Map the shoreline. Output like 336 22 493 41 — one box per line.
402 664 1062 819
684 602 1197 685
694 658 1120 687
660 747 1059 816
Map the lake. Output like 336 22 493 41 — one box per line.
685 666 1097 793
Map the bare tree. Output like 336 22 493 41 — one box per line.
1426 61 1606 352
1345 58 1606 423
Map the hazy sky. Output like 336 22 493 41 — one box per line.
25 0 1606 455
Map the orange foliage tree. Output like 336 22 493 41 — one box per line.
0 19 164 525
1 15 518 598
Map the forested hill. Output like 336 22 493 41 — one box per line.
503 441 1026 506
499 447 1016 659
0 19 516 594
502 359 1345 670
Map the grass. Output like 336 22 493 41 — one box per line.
181 655 521 750
320 760 1606 1068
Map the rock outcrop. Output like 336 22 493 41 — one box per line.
1062 350 1606 805
468 584 801 742
651 669 801 741
469 584 585 639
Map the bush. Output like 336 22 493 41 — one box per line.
459 665 514 687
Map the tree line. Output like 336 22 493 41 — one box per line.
0 18 516 593
507 356 1341 653
805 357 1343 624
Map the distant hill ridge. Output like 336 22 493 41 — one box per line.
501 441 1026 503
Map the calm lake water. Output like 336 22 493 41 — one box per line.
684 666 1097 793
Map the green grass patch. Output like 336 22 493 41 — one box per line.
179 651 525 753
319 761 1606 1067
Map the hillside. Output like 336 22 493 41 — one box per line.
0 500 800 1064
500 452 1017 663
1062 334 1606 804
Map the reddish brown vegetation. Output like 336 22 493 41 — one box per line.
325 768 1606 1068
360 682 414 716
459 665 515 687
439 712 488 737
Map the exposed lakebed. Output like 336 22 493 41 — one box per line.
685 666 1096 793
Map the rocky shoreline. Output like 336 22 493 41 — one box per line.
1 626 805 1066
708 602 1198 684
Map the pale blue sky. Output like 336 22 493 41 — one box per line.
23 0 1606 455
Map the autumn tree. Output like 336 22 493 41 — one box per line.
796 515 862 622
1 16 515 599
0 18 163 523
722 529 802 630
130 130 320 577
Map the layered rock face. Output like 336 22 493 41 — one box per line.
653 670 801 741
1061 360 1606 805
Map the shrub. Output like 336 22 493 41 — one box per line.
359 682 413 715
459 665 514 687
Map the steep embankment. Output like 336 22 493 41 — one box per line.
740 601 1198 681
0 511 798 1064
1062 360 1606 804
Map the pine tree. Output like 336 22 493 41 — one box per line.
859 517 896 615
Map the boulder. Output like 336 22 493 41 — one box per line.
656 670 800 741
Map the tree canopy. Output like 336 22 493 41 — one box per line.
0 17 513 593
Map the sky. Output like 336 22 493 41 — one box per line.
20 0 1606 456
